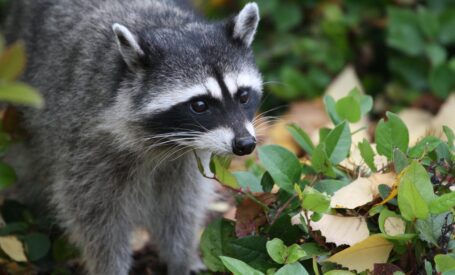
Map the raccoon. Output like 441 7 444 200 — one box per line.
3 0 262 274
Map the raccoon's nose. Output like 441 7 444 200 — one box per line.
233 136 256 156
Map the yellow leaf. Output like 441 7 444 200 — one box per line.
376 169 405 206
330 177 373 209
384 217 406 236
0 41 26 81
291 212 369 246
0 236 27 262
325 235 393 272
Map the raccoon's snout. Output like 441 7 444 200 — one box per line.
232 136 256 156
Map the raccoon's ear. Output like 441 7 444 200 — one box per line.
112 23 145 70
232 3 260 47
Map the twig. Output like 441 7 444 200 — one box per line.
270 193 298 225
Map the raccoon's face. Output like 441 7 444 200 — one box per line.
112 3 262 156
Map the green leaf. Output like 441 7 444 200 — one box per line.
313 179 348 195
211 156 239 189
404 161 436 204
194 152 206 175
335 96 361 123
0 222 28 236
358 139 377 172
398 168 429 221
359 95 373 117
319 128 331 142
52 237 79 262
439 10 455 45
300 186 330 214
375 112 409 160
287 124 314 154
233 172 262 192
425 260 433 275
231 236 278 271
275 262 309 275
324 271 355 275
271 3 302 32
201 219 236 272
220 256 265 275
425 44 447 66
408 136 441 158
267 215 302 245
0 162 16 190
0 41 26 81
266 238 287 264
387 7 425 56
22 233 51 262
323 121 352 164
348 87 373 116
286 244 307 264
260 172 274 193
0 82 44 108
434 254 455 274
258 145 301 193
393 149 408 174
417 8 440 40
443 125 454 148
299 243 329 260
430 192 455 214
323 95 341 125
430 64 455 98
311 144 335 177
416 213 453 246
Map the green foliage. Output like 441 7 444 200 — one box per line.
358 139 377 172
202 86 454 275
258 145 301 193
287 124 314 155
375 112 409 160
199 0 455 106
266 238 307 265
220 256 264 275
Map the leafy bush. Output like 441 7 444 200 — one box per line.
199 0 455 108
199 88 455 274
0 39 42 192
0 40 69 274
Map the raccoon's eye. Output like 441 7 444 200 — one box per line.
239 90 250 104
190 100 209 113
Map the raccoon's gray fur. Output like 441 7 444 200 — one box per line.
4 0 262 274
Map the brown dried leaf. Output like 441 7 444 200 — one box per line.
373 263 403 275
235 193 276 237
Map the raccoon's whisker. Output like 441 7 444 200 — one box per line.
252 116 280 125
149 145 183 174
148 138 197 149
257 105 288 116
262 80 284 86
168 147 194 162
